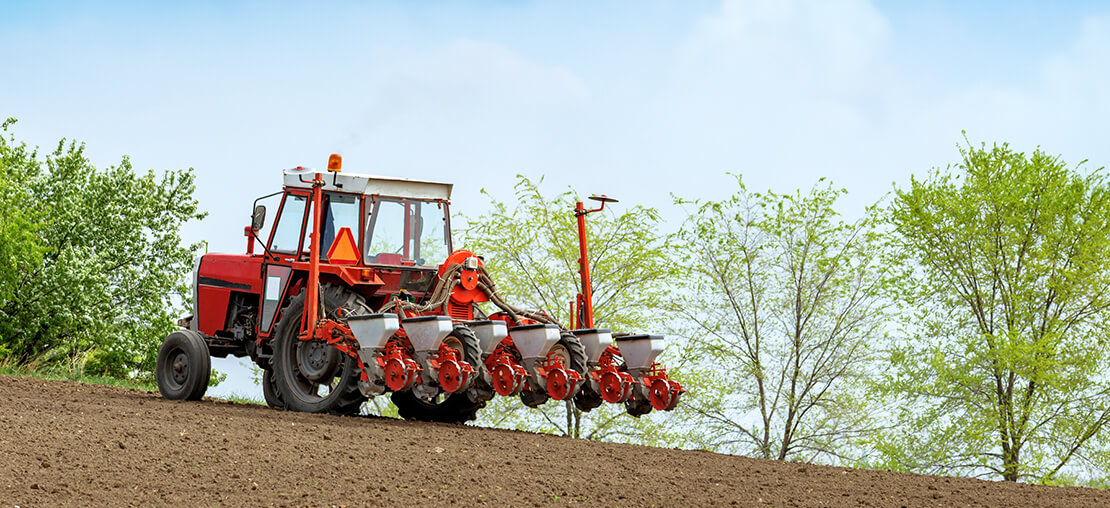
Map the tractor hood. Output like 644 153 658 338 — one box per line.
283 167 453 201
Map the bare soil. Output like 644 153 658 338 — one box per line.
0 375 1105 507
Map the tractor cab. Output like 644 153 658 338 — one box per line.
190 163 457 354
241 165 459 330
257 166 454 270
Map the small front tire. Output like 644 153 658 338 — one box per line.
156 330 211 401
261 367 285 409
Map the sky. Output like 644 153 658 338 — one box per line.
4 0 1110 399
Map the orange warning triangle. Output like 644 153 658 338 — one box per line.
326 227 360 265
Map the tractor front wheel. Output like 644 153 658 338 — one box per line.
261 367 285 409
155 330 211 401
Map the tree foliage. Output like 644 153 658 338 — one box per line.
674 176 888 463
0 118 205 379
462 176 687 442
878 139 1110 483
464 176 678 331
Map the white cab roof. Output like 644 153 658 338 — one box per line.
283 167 452 200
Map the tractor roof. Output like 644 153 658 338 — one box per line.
282 167 452 201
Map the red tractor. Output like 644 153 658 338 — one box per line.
155 155 682 423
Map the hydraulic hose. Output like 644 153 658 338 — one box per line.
377 262 563 329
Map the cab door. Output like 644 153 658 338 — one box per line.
258 191 309 336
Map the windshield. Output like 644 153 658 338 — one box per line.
270 192 361 257
320 193 360 251
365 198 451 266
270 195 307 253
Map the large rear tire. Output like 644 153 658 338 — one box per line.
156 330 211 401
271 284 370 415
391 324 485 423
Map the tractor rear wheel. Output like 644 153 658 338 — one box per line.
271 284 370 416
391 324 485 423
155 330 211 401
261 367 285 409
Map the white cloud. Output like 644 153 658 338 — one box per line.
634 1 1110 219
682 0 890 95
1036 16 1110 156
628 0 896 213
326 39 592 207
345 39 587 151
883 14 1110 173
393 39 588 102
1044 16 1110 107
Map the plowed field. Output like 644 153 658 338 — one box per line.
0 375 1106 507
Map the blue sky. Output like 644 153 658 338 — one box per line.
4 0 1110 398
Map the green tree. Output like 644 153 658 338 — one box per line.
674 176 888 463
462 176 687 443
878 139 1110 483
0 118 205 379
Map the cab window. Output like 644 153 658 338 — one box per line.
365 198 451 266
316 193 360 253
415 201 450 264
269 195 307 253
366 200 406 263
